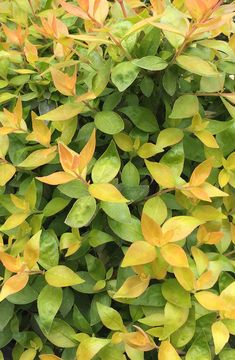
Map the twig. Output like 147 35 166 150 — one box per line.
117 0 127 18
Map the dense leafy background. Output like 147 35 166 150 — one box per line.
0 0 235 359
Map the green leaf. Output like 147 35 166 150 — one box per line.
176 55 218 76
121 161 140 186
170 95 199 119
37 285 63 332
97 302 125 331
92 141 120 183
161 302 189 340
45 265 84 287
0 92 16 104
58 180 89 198
43 197 70 217
65 195 96 228
36 317 77 348
0 300 14 331
219 349 235 360
94 111 124 135
162 279 191 308
111 62 139 92
108 216 144 242
171 307 196 348
38 230 59 270
120 106 158 132
186 335 211 360
132 56 167 71
101 201 131 223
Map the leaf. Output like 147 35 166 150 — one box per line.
141 213 163 246
94 111 124 135
176 55 218 77
174 267 195 291
45 265 84 287
190 159 212 186
162 279 191 308
18 147 57 169
162 302 189 339
51 67 76 96
78 129 96 173
162 216 202 242
0 252 22 273
171 307 196 348
36 172 75 185
121 241 157 267
97 302 125 331
65 195 96 228
186 335 211 360
24 230 41 269
191 246 208 276
37 285 63 333
185 0 208 21
143 196 167 225
0 212 29 231
36 103 84 121
158 341 181 360
27 111 51 147
194 291 226 311
132 56 167 71
19 349 37 360
0 273 29 302
157 128 184 149
160 244 189 267
88 183 128 203
170 95 199 119
101 202 131 223
212 321 229 355
111 62 139 92
39 355 62 360
120 106 158 132
43 197 70 217
145 160 175 188
77 337 110 360
114 275 150 299
0 163 16 186
92 141 120 183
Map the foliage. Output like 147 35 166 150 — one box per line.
0 0 235 359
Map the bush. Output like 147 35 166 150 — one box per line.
0 0 235 359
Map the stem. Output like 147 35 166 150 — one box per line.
224 249 235 257
117 0 127 18
108 32 132 60
134 187 175 204
28 0 36 17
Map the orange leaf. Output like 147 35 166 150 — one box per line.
121 241 157 267
58 142 77 174
189 186 212 202
59 0 90 20
78 129 96 173
158 340 181 360
160 244 189 267
0 272 29 302
36 172 75 185
51 67 77 96
141 213 163 247
27 111 51 147
0 252 22 273
123 326 156 351
190 159 212 187
185 0 208 21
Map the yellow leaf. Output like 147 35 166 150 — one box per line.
138 143 159 159
158 340 181 360
121 241 157 267
19 348 37 360
18 146 57 169
10 194 29 211
113 275 150 299
195 291 226 311
141 213 163 246
191 246 208 275
39 355 62 360
190 159 212 187
88 183 128 203
51 67 77 96
26 111 51 147
212 321 229 354
0 212 29 231
76 337 111 360
36 172 75 185
113 132 133 152
218 169 230 188
196 270 218 291
189 186 211 202
78 129 96 173
156 128 184 149
145 160 175 188
201 182 228 198
162 216 202 242
0 272 29 302
36 103 84 122
24 40 38 63
174 267 195 291
0 163 16 186
24 230 41 269
160 244 189 267
0 252 22 273
195 130 219 148
45 265 84 287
